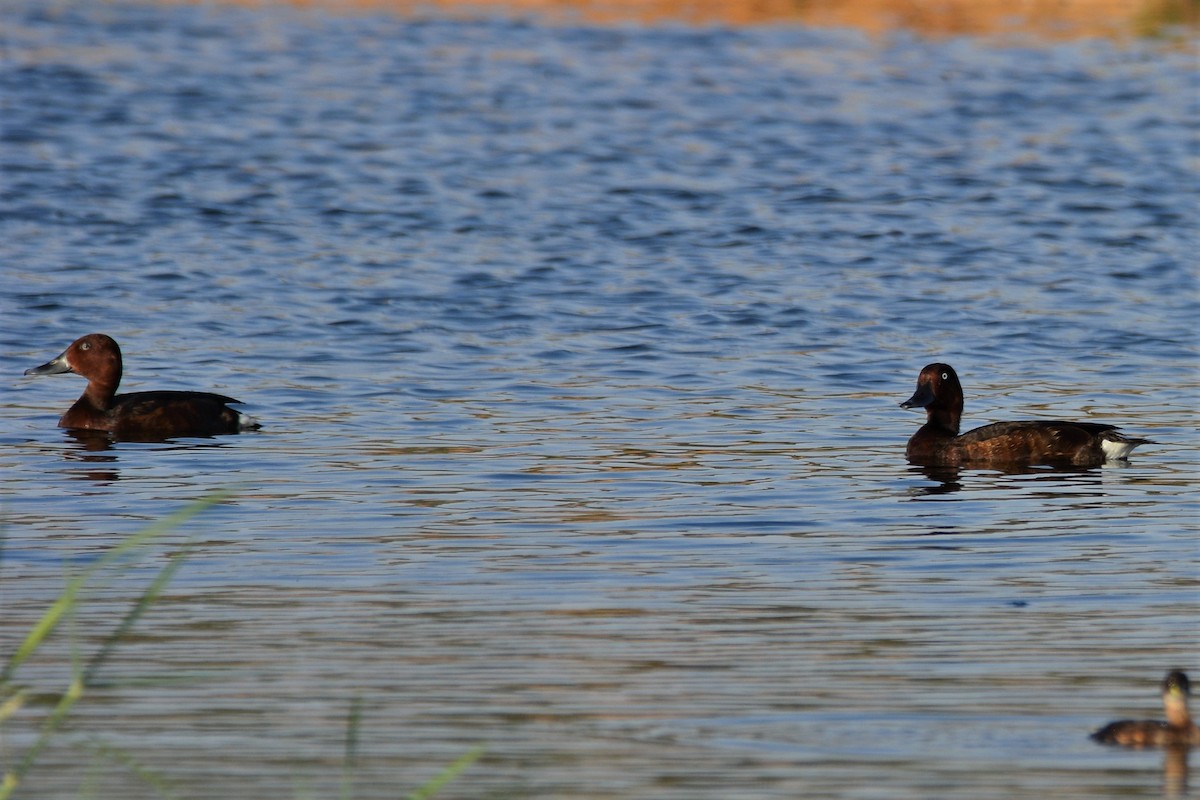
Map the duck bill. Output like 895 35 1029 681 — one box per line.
900 383 934 409
24 351 73 377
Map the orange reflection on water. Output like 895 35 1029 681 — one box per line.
259 0 1194 38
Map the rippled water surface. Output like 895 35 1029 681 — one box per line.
1 3 1198 798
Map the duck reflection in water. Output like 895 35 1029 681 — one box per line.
56 428 239 486
904 460 1112 496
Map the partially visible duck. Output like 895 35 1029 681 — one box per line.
900 363 1150 467
25 333 259 440
1092 671 1200 747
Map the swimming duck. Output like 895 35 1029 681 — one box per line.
900 363 1150 467
1092 671 1200 747
25 333 259 439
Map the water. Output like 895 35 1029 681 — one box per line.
1 3 1197 798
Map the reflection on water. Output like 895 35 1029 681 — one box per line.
1165 746 1191 799
903 460 1152 496
1 0 1197 798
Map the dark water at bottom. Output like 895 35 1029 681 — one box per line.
1 2 1197 798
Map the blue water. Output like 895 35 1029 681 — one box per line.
1 3 1197 798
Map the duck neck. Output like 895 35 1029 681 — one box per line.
81 375 119 411
925 403 961 436
1165 694 1192 728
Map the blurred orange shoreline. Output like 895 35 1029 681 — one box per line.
204 0 1197 38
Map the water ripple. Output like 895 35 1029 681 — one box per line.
1 4 1197 799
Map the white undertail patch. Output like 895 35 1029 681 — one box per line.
1100 433 1141 461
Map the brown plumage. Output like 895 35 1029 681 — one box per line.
900 363 1150 467
25 333 259 440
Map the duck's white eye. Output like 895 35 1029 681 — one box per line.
940 372 949 380
80 342 90 351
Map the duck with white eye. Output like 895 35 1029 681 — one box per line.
25 333 259 440
899 363 1151 467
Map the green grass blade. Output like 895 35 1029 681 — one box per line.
0 491 228 799
0 674 86 800
0 543 196 799
339 695 364 800
82 544 193 686
405 746 485 800
1 491 229 683
0 689 25 723
88 740 182 800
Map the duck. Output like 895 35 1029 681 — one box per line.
899 363 1150 467
25 333 259 440
1092 671 1200 747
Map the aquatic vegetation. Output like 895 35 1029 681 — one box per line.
0 492 225 799
0 493 480 799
